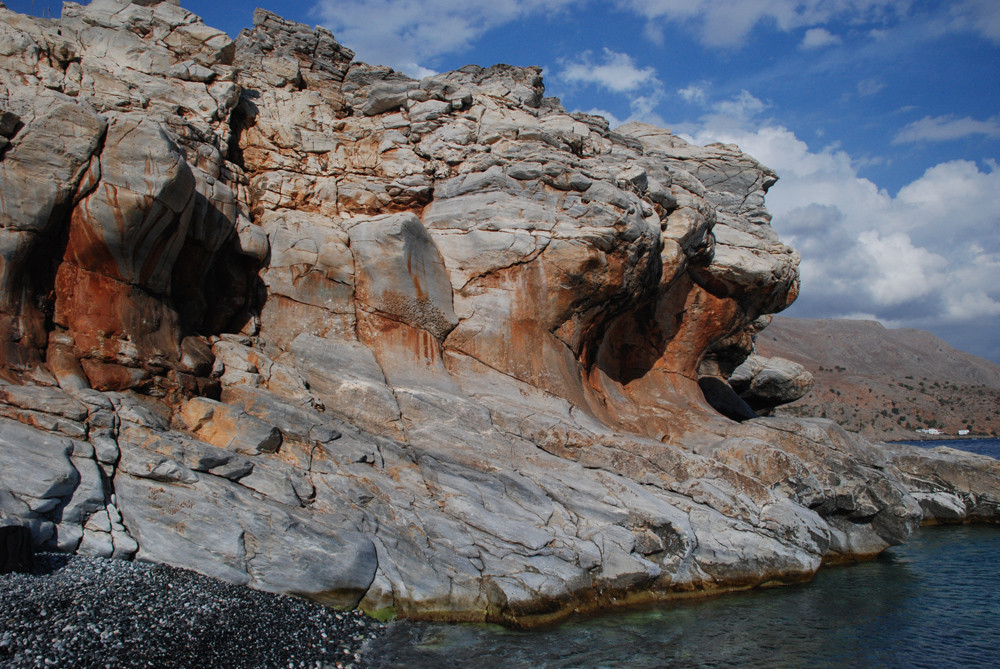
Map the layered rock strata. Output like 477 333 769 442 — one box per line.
0 0 995 624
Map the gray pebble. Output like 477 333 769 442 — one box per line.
0 553 385 668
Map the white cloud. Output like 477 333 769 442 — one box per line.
642 21 665 45
676 111 1000 357
800 27 841 49
944 290 1000 319
407 64 440 79
893 115 1000 143
572 92 667 130
678 83 709 106
313 0 573 77
857 230 948 305
675 84 769 122
626 93 668 128
619 0 1000 53
856 78 885 96
713 90 768 120
618 0 904 47
557 49 659 93
556 50 666 128
947 0 1000 44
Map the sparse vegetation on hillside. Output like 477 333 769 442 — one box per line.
757 318 1000 440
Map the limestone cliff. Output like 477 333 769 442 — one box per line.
0 0 996 625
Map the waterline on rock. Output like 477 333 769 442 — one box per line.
368 525 1000 668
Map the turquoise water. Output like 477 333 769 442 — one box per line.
371 505 1000 667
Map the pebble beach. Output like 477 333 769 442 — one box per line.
0 553 385 668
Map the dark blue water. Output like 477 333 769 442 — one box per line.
900 437 1000 460
370 525 1000 668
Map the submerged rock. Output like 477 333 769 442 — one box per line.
0 0 991 625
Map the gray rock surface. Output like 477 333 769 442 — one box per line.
882 442 1000 523
729 354 815 412
0 0 995 626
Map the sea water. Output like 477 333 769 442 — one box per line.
370 439 1000 669
899 436 1000 460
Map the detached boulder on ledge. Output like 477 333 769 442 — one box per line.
730 354 815 413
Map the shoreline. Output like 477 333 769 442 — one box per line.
364 525 1000 668
883 435 999 444
5 521 1000 667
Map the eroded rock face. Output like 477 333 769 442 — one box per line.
0 1 991 625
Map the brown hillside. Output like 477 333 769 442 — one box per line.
756 317 1000 440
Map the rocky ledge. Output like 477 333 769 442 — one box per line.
1 0 998 626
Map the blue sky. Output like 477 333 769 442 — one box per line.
8 1 1000 363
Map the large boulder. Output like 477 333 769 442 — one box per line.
729 354 815 412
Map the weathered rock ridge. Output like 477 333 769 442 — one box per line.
0 0 996 624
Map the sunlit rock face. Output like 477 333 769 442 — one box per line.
0 0 968 625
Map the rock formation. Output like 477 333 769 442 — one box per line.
0 0 996 625
729 352 814 414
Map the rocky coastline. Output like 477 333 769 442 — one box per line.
0 0 999 631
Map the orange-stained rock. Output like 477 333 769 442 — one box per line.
53 263 180 373
0 98 107 375
179 396 282 455
63 116 195 293
80 359 151 392
1 2 984 628
45 340 89 392
350 212 457 341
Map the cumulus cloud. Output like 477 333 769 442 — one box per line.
312 0 573 76
856 231 948 305
893 114 1000 143
800 27 841 49
555 49 666 128
713 90 769 120
677 111 1000 360
557 49 659 93
675 84 769 126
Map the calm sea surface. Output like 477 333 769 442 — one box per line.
370 439 1000 669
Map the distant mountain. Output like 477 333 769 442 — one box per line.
756 317 1000 440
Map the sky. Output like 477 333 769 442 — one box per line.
8 1 1000 364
